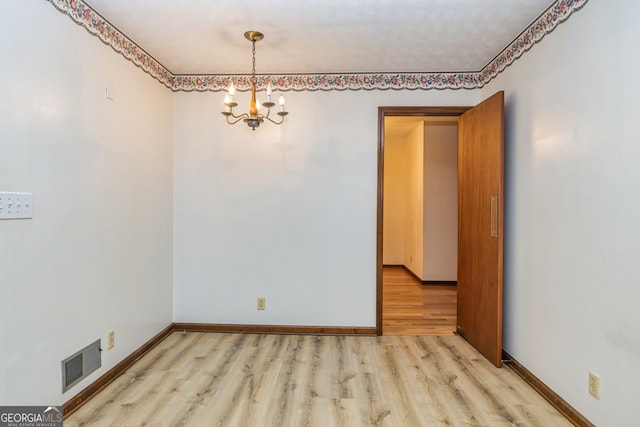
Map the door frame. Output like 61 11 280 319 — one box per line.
376 106 471 334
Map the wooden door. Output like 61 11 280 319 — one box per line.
457 91 504 367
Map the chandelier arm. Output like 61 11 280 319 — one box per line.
224 113 249 125
227 110 249 120
264 114 286 125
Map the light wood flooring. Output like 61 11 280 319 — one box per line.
65 332 572 427
383 266 457 336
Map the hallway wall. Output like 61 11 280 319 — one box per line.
382 136 407 265
423 124 458 281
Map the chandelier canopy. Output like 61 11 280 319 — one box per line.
222 31 288 131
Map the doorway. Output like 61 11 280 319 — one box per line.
380 112 463 336
376 106 470 336
377 93 505 367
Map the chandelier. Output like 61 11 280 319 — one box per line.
222 31 288 131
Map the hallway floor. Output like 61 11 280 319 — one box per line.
382 266 457 335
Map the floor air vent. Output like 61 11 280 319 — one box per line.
62 339 101 393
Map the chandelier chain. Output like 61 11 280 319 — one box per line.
251 40 257 84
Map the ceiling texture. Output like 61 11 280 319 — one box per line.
47 0 589 91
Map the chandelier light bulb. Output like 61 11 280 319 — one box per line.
224 94 231 112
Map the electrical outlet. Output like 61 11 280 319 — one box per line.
107 330 115 350
257 297 266 310
589 371 600 399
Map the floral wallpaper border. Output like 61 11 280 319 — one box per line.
47 0 174 89
480 0 589 86
46 0 588 92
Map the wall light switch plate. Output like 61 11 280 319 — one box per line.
107 330 115 350
0 192 33 219
105 80 116 100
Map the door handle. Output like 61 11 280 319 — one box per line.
491 196 498 237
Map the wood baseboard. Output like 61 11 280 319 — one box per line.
399 265 457 286
401 265 422 282
63 323 174 419
173 323 377 336
422 280 457 286
502 351 595 427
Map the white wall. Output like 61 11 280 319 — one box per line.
482 0 640 425
0 2 173 405
382 136 407 265
173 89 479 326
423 124 458 281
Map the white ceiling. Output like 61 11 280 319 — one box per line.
85 0 555 75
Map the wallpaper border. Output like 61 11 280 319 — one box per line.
46 0 588 92
480 0 589 86
47 0 174 89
